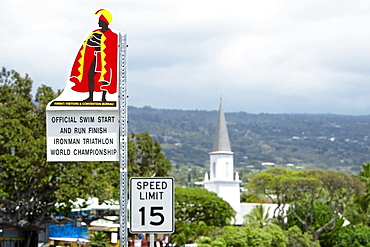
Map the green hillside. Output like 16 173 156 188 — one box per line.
128 106 370 177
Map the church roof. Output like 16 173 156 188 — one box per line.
212 100 232 152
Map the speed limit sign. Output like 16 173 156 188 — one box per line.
130 177 174 233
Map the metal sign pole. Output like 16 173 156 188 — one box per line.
150 234 154 247
119 32 128 247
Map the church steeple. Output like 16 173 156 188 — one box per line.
204 99 240 212
212 99 232 152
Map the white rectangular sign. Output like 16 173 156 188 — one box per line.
130 177 174 233
46 110 119 161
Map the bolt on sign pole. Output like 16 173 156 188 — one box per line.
119 32 128 247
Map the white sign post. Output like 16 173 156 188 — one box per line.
130 177 174 233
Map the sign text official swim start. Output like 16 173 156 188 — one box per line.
50 116 116 123
136 181 168 200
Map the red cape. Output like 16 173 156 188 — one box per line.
70 28 118 94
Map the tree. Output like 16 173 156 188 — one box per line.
358 162 370 191
346 162 370 226
174 187 235 227
320 225 370 247
345 194 370 226
216 224 288 247
284 226 319 247
172 187 235 245
216 226 250 247
0 68 172 246
243 204 273 228
247 167 362 242
90 231 111 247
171 221 198 245
196 236 213 247
287 201 344 244
128 132 172 177
246 167 298 229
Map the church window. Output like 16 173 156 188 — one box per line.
213 162 216 178
226 162 229 177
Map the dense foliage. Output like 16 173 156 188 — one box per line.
171 187 235 245
284 226 319 247
287 202 345 243
247 167 362 241
243 204 274 227
321 225 370 247
174 187 235 227
89 231 111 247
128 132 172 177
214 224 288 247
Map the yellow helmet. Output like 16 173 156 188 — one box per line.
95 9 112 24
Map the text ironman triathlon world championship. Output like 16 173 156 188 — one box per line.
47 111 119 161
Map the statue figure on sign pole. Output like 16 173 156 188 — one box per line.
70 9 118 102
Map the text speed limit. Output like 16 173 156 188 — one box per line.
130 177 174 233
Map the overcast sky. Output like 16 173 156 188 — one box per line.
2 0 370 115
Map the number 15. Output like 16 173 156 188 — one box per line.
138 206 165 226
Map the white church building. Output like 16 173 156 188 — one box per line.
203 101 281 225
203 100 241 212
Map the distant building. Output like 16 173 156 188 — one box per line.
261 162 275 166
204 100 241 212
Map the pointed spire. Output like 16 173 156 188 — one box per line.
212 99 231 152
